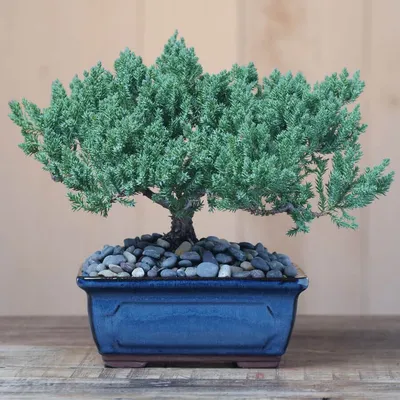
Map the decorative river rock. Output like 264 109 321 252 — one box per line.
81 234 299 280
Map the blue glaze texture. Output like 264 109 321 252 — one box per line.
77 277 308 356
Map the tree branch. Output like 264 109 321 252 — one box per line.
142 189 170 209
183 190 206 211
245 203 328 218
142 188 155 201
110 188 170 210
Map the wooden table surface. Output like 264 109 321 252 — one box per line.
0 316 399 399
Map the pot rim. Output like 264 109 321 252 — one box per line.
77 265 307 282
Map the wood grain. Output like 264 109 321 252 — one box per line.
0 316 399 399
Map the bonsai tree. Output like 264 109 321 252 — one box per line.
9 33 394 248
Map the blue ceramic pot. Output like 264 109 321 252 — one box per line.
77 273 308 368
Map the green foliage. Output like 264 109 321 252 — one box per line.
9 33 394 234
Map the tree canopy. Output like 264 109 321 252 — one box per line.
9 33 394 236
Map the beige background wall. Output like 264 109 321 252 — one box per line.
0 0 398 316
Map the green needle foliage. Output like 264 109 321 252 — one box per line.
9 32 394 238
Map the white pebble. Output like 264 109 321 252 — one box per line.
218 264 231 278
132 267 145 278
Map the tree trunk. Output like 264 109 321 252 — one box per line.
164 215 197 248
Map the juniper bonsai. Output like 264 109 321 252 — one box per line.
9 33 393 247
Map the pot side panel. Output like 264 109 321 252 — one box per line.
83 284 305 356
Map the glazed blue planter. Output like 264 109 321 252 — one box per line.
77 273 308 368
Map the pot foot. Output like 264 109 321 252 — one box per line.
104 360 148 368
237 358 280 368
102 354 281 368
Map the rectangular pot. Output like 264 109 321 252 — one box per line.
77 273 308 368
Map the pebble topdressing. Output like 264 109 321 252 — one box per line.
81 234 299 279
